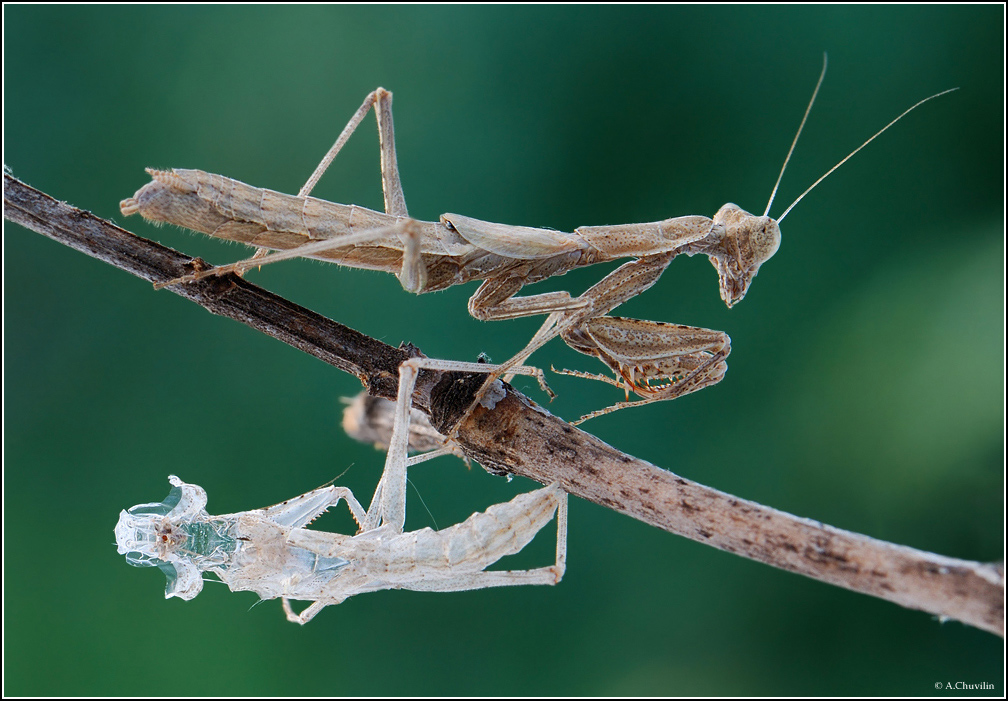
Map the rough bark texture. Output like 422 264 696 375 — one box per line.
5 172 1003 636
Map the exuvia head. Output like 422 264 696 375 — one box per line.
713 53 955 308
114 476 214 600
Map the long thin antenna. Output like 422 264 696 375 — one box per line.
764 53 828 217
777 87 958 223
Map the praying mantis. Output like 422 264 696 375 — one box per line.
114 357 567 624
119 56 954 423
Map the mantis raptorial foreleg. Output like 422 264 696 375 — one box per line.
556 317 731 423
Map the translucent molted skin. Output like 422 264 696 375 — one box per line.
115 476 234 600
115 476 352 604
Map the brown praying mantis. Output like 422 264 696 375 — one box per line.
115 357 567 624
120 56 954 424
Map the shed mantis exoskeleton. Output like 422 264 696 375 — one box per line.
120 56 954 424
114 356 567 624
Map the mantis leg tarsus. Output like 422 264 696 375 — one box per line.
571 399 656 425
551 365 627 390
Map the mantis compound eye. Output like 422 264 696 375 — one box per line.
750 219 781 270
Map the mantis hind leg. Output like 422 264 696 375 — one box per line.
407 486 567 593
300 88 407 217
300 87 423 291
154 219 425 289
231 89 407 269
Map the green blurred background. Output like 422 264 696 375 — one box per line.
4 6 1003 696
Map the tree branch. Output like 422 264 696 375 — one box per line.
5 172 1002 637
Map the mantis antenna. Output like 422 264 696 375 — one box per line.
764 53 829 218
776 85 959 224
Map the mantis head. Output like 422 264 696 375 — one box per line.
709 203 781 308
115 476 234 601
715 55 954 310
